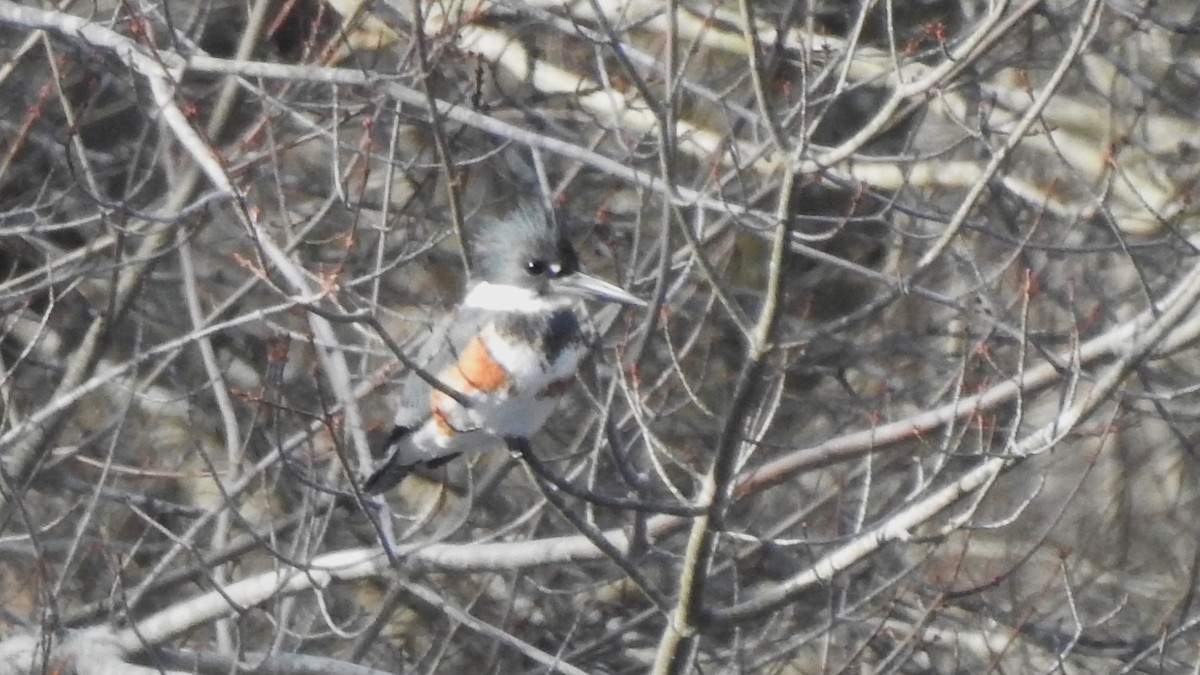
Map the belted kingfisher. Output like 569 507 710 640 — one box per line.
362 201 645 494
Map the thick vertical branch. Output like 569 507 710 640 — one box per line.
652 165 796 673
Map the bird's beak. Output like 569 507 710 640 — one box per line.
556 272 647 306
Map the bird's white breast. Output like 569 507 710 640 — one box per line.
466 322 584 438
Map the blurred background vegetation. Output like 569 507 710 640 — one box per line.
2 0 1200 672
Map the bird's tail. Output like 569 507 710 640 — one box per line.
362 450 463 494
362 460 411 494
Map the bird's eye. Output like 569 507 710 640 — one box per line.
525 260 547 276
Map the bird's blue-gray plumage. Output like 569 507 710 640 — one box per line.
362 201 643 494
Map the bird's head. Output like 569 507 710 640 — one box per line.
467 202 645 310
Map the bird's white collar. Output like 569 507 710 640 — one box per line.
461 281 573 313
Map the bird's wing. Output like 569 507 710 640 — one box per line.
363 306 496 494
389 304 495 433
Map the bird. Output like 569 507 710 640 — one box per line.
362 201 645 494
